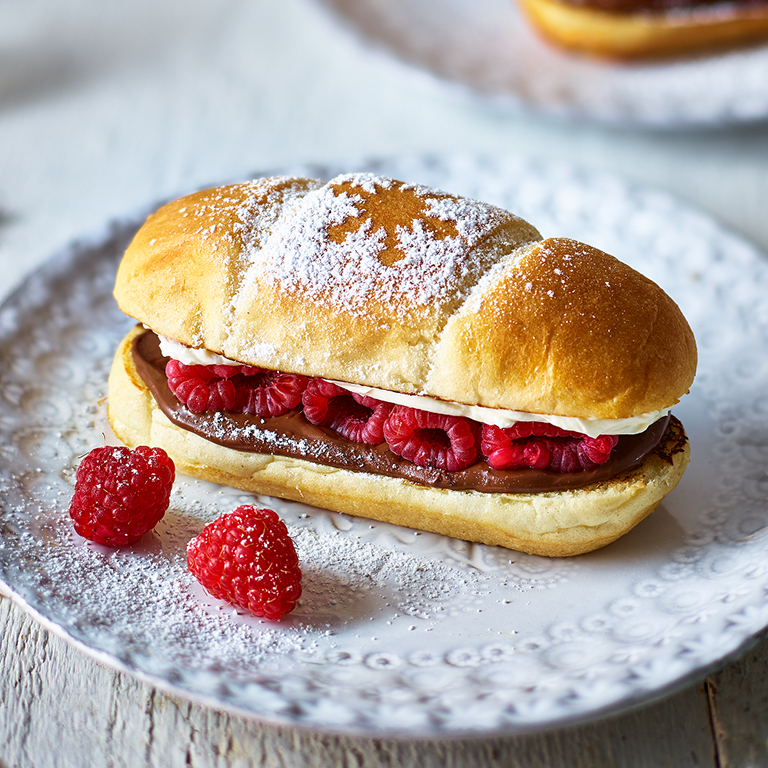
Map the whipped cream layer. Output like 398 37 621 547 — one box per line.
157 334 671 438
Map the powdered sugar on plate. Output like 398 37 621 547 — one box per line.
3 156 768 735
22 473 533 683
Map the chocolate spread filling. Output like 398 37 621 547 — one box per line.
131 329 670 494
558 0 765 14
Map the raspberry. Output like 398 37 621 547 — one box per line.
166 360 236 412
236 367 308 418
208 365 241 379
187 505 302 621
502 422 578 440
481 423 619 472
383 406 478 472
302 379 392 444
548 434 618 472
579 434 620 465
69 445 175 546
166 359 306 417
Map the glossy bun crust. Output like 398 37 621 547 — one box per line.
114 174 696 420
108 327 691 557
517 0 768 59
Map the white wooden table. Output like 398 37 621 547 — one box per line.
2 1 768 765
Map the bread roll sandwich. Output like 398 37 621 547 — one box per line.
108 173 696 557
517 0 768 59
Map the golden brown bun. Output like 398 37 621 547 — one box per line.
427 237 697 419
114 177 323 355
115 174 696 420
517 0 768 59
108 327 691 557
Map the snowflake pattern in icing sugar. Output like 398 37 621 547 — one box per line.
244 173 511 318
233 177 321 252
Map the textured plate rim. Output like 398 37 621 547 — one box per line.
1 154 768 737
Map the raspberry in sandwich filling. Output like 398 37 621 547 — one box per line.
131 329 673 494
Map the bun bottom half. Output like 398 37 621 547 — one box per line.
107 328 691 557
518 0 768 58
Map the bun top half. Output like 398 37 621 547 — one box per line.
114 173 697 420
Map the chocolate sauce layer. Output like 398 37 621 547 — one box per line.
558 0 765 14
132 329 669 494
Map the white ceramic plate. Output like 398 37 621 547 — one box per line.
1 155 768 737
315 0 768 126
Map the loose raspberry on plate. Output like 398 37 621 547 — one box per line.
302 379 393 444
187 505 302 621
166 359 237 412
69 445 175 546
235 367 308 418
383 406 479 472
481 423 619 472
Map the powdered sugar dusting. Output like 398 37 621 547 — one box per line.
1 154 764 736
451 241 539 319
176 186 252 246
454 238 616 323
338 172 394 196
233 177 323 260
238 173 515 319
25 480 536 682
35 512 315 676
206 411 337 461
175 179 311 251
516 238 625 313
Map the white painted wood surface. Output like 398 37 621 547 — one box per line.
2 1 768 765
6 593 768 767
0 595 729 768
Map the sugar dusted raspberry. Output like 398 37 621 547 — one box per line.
166 360 237 412
302 379 393 444
69 445 175 546
481 423 619 472
383 406 478 472
187 505 302 621
236 367 308 418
